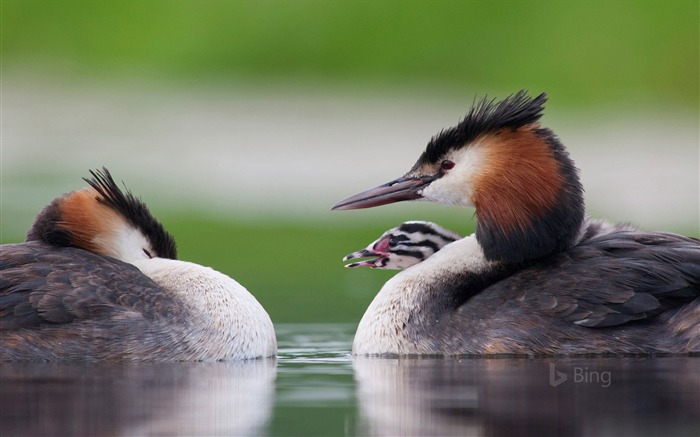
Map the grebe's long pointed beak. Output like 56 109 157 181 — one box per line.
331 175 435 210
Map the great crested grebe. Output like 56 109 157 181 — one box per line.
344 221 461 269
334 91 700 355
1 168 276 361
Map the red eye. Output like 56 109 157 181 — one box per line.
441 160 455 170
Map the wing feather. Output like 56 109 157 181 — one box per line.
537 231 700 328
0 242 182 330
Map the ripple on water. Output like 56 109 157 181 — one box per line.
273 324 357 407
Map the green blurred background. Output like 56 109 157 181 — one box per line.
2 1 698 323
3 1 698 106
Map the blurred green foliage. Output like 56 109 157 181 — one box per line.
3 1 698 107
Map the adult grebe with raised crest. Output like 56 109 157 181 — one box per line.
334 92 700 355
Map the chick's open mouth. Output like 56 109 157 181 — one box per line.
343 248 390 269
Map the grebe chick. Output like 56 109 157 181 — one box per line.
344 221 462 269
333 91 700 355
1 168 276 361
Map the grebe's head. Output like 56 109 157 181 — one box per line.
333 91 584 263
344 221 462 270
26 168 177 262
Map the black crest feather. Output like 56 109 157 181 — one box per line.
417 91 548 165
85 168 177 259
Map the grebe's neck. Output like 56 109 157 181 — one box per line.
353 235 498 355
472 127 585 263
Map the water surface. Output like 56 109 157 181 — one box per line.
2 324 698 436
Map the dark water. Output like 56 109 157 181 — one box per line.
1 324 698 437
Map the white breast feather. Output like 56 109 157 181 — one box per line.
133 258 277 360
352 234 494 355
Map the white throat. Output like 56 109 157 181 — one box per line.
352 234 495 355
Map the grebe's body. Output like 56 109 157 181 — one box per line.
1 169 276 361
335 92 700 355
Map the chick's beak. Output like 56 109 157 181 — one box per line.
342 234 393 268
343 246 390 269
343 248 383 262
331 175 435 211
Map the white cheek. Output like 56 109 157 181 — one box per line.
421 176 473 206
116 227 152 261
95 223 152 262
420 146 484 207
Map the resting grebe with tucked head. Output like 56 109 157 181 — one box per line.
1 168 276 361
334 91 700 355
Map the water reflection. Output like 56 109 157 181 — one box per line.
269 324 359 436
353 356 700 437
1 359 276 437
2 326 698 436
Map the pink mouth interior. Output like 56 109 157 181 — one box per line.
373 236 391 253
345 237 391 268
